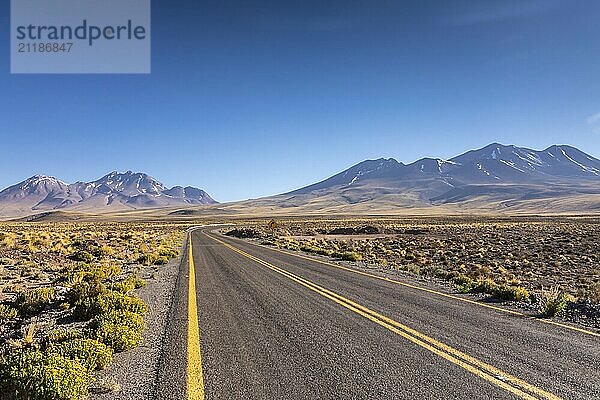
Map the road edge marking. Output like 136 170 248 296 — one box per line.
210 235 561 400
247 240 599 338
187 233 205 400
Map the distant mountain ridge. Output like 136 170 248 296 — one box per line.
269 143 600 213
3 144 600 219
0 171 217 217
289 144 600 196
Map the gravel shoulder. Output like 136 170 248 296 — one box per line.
89 258 180 399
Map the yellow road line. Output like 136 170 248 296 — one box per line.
211 235 562 400
255 242 600 338
187 234 205 400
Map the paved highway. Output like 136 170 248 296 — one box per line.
155 228 600 400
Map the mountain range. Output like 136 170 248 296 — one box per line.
0 171 217 217
2 143 600 218
290 143 600 192
225 143 600 215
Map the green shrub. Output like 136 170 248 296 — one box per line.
299 244 315 252
538 287 569 317
95 323 140 352
300 245 331 256
110 276 146 294
95 245 114 257
74 291 147 320
138 253 169 266
110 281 131 294
92 310 144 352
0 304 18 321
44 328 82 344
468 278 530 302
495 285 530 302
130 276 147 289
93 309 144 332
68 279 106 305
451 273 472 286
62 263 122 285
456 284 472 294
335 251 362 262
14 287 56 316
137 253 155 265
0 349 91 400
48 338 113 371
158 248 179 258
452 273 473 293
275 240 299 251
153 256 169 265
432 268 449 279
69 250 94 263
471 278 499 294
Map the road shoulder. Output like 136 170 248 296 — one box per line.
89 257 180 399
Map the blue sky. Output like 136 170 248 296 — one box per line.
1 0 599 202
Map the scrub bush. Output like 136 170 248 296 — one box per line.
92 310 144 352
334 251 362 262
538 287 569 317
0 349 90 400
0 304 18 321
48 338 113 371
74 290 147 320
14 287 56 316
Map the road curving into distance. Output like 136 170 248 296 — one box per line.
155 227 600 400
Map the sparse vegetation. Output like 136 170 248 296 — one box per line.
92 310 145 352
44 328 83 344
14 287 55 316
0 349 91 400
334 251 363 262
0 222 186 400
0 304 18 321
110 275 147 294
48 338 113 371
73 290 148 321
537 287 569 317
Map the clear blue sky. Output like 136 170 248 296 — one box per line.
1 0 599 202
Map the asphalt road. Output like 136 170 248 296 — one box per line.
155 228 600 400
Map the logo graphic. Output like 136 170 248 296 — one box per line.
11 0 151 74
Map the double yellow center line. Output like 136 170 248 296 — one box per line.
207 234 561 400
259 244 599 338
